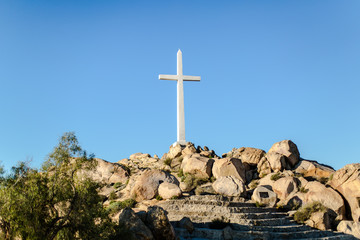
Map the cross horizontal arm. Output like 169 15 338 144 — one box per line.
159 74 178 80
183 75 201 81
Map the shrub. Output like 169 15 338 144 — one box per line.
319 177 329 185
270 172 283 181
109 191 117 200
209 216 230 229
114 182 123 189
249 180 259 189
293 202 326 223
181 173 209 190
255 202 266 208
292 199 301 210
294 172 304 178
259 173 268 178
107 199 137 214
155 195 163 200
329 173 334 181
164 158 172 166
177 169 184 178
299 186 309 193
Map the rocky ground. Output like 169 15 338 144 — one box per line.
84 140 360 239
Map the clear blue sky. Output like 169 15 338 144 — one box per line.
0 0 359 171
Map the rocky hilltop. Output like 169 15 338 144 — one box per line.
85 140 360 239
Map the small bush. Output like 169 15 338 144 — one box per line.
319 177 329 185
107 199 137 214
155 195 163 200
293 202 326 223
209 216 230 229
182 173 209 189
181 175 186 182
210 176 216 183
255 202 265 208
259 173 268 178
109 191 117 200
164 158 172 166
249 180 259 189
299 186 309 193
177 169 184 178
292 199 301 210
329 173 334 181
114 182 123 189
294 172 304 178
270 172 283 181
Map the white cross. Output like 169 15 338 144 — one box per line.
159 49 201 146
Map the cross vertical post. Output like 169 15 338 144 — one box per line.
159 50 201 145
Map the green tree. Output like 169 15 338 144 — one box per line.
0 132 118 240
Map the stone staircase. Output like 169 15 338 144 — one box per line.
157 195 357 240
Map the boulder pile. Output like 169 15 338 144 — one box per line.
83 140 360 239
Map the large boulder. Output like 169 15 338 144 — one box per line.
84 158 129 184
224 147 266 167
145 206 176 240
164 142 198 160
272 176 298 201
181 142 197 156
131 169 179 201
266 152 288 172
329 163 360 222
257 157 272 178
258 171 294 189
181 153 214 178
119 153 166 174
282 191 307 210
167 143 183 159
294 160 335 179
179 217 194 234
337 220 360 239
118 207 154 240
304 181 345 220
268 140 300 167
130 153 152 161
212 176 246 197
252 186 277 207
158 182 182 200
198 146 216 158
212 158 246 183
305 208 334 230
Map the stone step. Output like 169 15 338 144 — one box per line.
175 227 356 240
161 195 358 239
159 202 277 214
186 195 247 202
296 235 357 240
161 199 258 208
165 210 287 220
172 221 312 232
168 213 295 226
